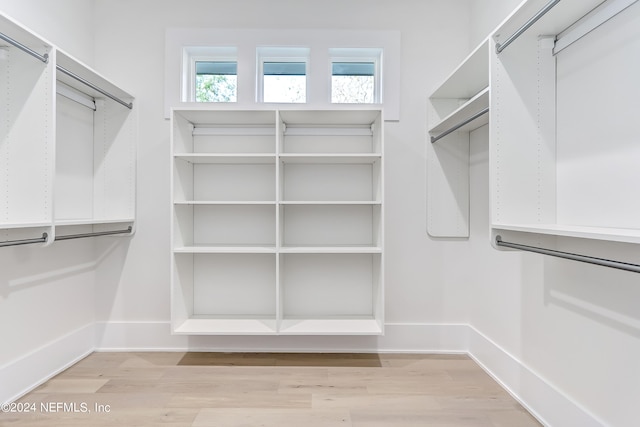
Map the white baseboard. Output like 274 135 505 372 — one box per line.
94 321 469 353
468 326 605 427
0 323 95 405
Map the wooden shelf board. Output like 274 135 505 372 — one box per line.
55 218 134 226
279 201 381 205
173 317 277 335
174 245 276 254
429 87 489 135
174 201 276 205
492 223 640 244
430 38 489 99
174 153 276 164
279 246 382 254
279 154 381 164
279 318 382 335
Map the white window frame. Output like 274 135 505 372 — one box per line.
165 29 401 120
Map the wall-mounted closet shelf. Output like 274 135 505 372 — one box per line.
0 12 137 248
171 107 384 336
495 0 561 53
0 29 48 63
427 38 490 238
490 0 640 257
429 89 489 143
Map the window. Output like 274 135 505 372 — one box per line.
195 61 237 102
166 30 400 119
330 48 382 104
181 46 237 103
332 62 375 103
258 47 309 103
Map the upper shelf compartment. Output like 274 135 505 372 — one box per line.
427 38 490 141
426 38 491 239
490 0 640 249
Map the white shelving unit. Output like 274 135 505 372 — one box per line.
426 38 490 238
490 0 640 252
0 13 54 246
0 12 136 247
55 51 136 237
171 107 384 335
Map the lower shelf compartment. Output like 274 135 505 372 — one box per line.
173 317 277 335
279 317 382 335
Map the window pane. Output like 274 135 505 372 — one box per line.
263 62 306 103
196 61 237 102
332 62 375 104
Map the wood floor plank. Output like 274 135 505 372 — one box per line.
0 352 542 427
191 408 352 427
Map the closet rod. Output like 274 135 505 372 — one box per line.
56 65 133 110
495 0 561 53
0 31 48 63
0 233 48 248
495 236 640 274
55 226 133 241
430 108 489 143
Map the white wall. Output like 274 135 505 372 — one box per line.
467 1 640 426
0 0 94 65
90 0 474 350
0 0 98 403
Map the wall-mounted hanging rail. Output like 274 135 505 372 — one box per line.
0 233 48 248
0 30 48 63
55 226 133 241
430 107 489 143
495 0 561 53
56 65 133 110
495 236 640 273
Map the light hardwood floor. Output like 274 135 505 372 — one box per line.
0 352 541 426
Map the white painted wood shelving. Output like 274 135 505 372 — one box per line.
171 107 384 335
0 12 136 248
490 0 640 255
426 38 490 238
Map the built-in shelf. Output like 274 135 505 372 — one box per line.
0 12 136 248
427 38 491 238
490 0 640 256
428 87 489 136
171 107 383 335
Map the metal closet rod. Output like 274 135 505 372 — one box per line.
430 108 489 143
495 236 640 274
56 65 133 110
495 0 561 53
0 31 49 63
55 226 133 241
0 233 48 248
0 226 133 248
